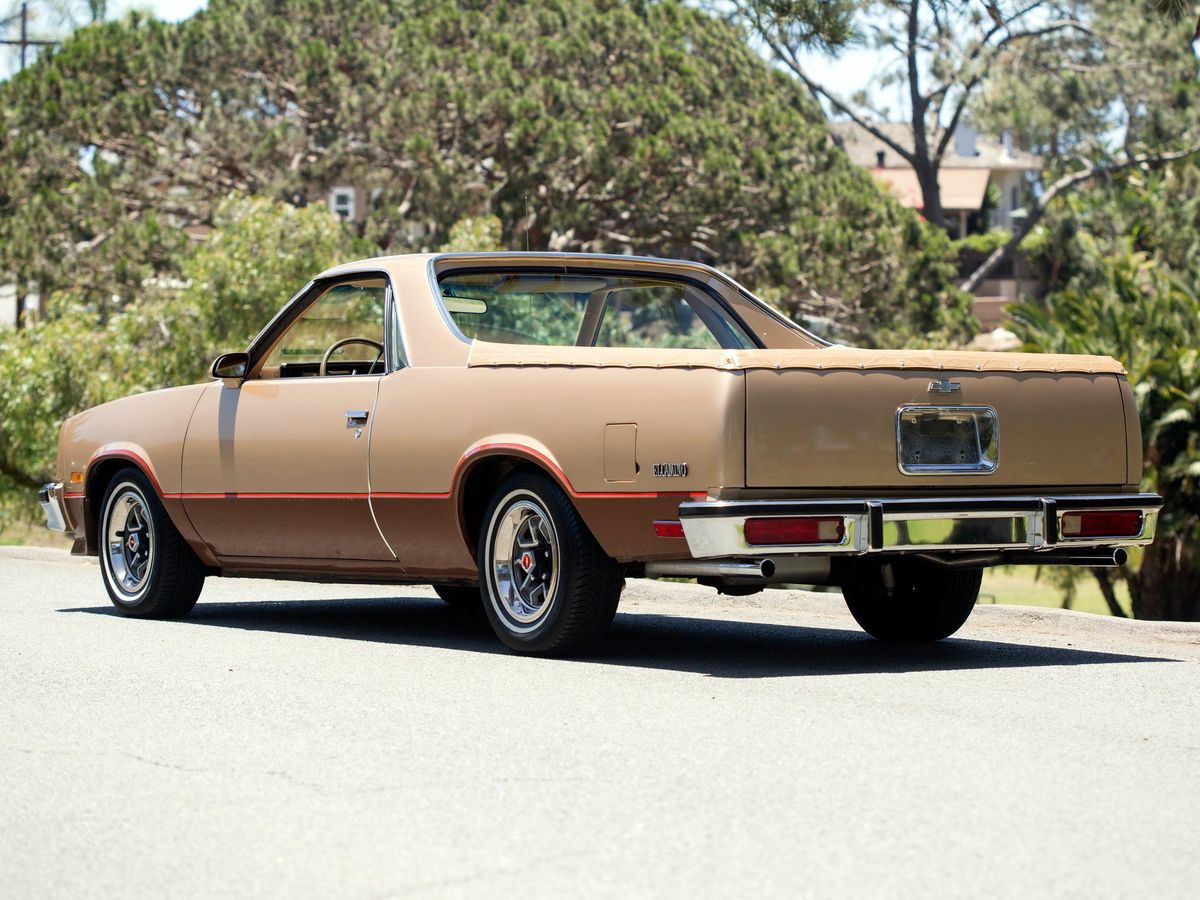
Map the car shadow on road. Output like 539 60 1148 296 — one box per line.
59 595 1180 679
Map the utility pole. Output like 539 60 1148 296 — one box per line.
0 2 57 329
0 3 57 68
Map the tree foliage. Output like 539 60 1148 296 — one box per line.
0 195 358 524
742 0 1200 292
0 0 969 341
1012 246 1200 620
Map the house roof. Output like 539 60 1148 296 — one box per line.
830 121 1042 171
873 168 990 212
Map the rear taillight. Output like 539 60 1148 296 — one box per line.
744 516 845 546
653 520 685 539
1060 510 1142 539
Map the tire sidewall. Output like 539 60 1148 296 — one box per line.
99 473 162 611
479 479 575 650
842 559 980 642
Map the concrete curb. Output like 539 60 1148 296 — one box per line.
971 599 1200 637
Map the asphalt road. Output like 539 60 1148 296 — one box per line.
2 547 1199 899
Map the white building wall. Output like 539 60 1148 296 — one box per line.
990 169 1026 231
0 282 16 329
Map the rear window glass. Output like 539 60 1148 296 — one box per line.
438 270 753 349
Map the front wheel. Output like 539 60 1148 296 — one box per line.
99 468 205 618
432 583 482 610
840 559 982 642
478 472 622 655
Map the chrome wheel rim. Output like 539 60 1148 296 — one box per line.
103 485 154 601
489 494 560 632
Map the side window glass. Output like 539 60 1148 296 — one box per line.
261 277 387 377
437 271 754 350
595 284 721 349
441 273 591 345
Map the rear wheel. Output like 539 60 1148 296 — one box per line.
478 472 622 654
433 584 482 609
841 559 981 642
99 468 205 618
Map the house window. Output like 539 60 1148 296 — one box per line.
329 187 355 220
1010 185 1020 211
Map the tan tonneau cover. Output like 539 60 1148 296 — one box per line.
467 342 1126 375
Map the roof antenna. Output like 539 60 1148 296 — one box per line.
524 193 530 252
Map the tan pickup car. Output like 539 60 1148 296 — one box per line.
39 252 1161 653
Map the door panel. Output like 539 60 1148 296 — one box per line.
181 378 394 561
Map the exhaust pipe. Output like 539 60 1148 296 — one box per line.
917 547 1129 569
1005 548 1128 567
645 558 777 580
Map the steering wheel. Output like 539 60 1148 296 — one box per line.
319 337 384 377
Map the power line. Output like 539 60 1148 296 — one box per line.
1 2 57 328
0 2 58 70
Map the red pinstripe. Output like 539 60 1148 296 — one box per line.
84 442 708 502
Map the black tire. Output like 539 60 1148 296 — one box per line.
98 468 205 618
477 471 622 654
841 559 982 642
433 584 482 609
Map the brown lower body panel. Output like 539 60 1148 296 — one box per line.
153 493 697 581
371 496 476 578
372 492 695 576
573 495 695 562
216 555 406 581
182 497 394 561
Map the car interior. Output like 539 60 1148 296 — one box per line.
254 277 389 378
438 270 757 350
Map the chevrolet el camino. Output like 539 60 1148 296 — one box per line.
39 252 1161 653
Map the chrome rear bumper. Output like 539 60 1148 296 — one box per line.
678 493 1163 559
38 482 68 532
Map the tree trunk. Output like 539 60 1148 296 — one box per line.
1091 569 1128 618
1130 533 1200 621
913 157 945 229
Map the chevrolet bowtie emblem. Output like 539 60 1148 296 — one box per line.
928 379 961 393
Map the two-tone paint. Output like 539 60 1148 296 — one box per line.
43 252 1159 583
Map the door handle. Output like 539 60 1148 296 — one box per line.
345 410 369 427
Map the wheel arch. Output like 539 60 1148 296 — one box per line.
452 441 576 560
82 447 170 556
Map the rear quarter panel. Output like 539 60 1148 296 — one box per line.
369 365 746 566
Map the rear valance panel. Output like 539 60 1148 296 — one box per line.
745 369 1128 489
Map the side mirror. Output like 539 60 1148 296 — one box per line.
211 352 250 388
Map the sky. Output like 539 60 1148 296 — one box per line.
126 0 204 20
1 0 203 74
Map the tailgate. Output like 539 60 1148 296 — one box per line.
745 368 1129 489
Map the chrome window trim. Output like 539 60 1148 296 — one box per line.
426 255 474 347
896 405 998 476
425 251 819 348
384 276 410 372
430 263 758 351
243 270 397 379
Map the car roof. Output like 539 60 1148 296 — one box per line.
315 251 729 281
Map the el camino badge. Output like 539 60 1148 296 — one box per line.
653 462 688 478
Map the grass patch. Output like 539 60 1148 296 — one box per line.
980 565 1131 617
